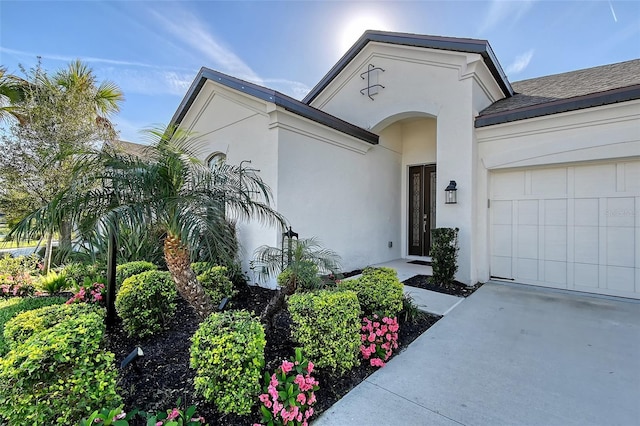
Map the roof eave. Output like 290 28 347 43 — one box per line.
302 30 514 104
475 84 640 127
170 68 378 145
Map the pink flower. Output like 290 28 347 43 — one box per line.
368 333 376 342
308 392 316 405
270 373 279 387
156 422 163 426
370 357 385 367
272 401 283 416
167 408 180 420
281 360 294 374
297 393 307 405
268 385 279 401
307 361 314 373
113 413 126 420
304 407 314 418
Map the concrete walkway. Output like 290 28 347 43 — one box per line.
314 282 640 426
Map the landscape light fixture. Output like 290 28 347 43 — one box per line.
121 346 144 369
445 180 457 204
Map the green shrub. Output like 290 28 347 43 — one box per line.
288 289 361 373
338 267 403 318
190 310 265 415
430 227 459 285
115 260 157 288
196 265 237 305
0 307 121 425
190 261 211 276
37 270 70 294
115 270 176 338
0 296 66 356
277 260 324 292
3 302 96 350
60 262 104 288
0 253 40 276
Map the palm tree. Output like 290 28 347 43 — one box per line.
10 125 286 318
0 66 28 124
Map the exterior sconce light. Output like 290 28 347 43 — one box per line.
445 180 457 204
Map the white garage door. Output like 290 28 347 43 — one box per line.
490 160 640 299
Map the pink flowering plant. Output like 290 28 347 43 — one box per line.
66 281 106 305
79 406 137 425
141 400 206 426
0 272 35 297
258 347 319 426
360 314 400 368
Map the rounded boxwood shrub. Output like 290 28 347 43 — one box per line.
3 302 96 349
338 267 404 318
288 289 361 373
0 307 121 425
115 260 157 288
190 310 265 415
196 265 237 305
115 270 176 338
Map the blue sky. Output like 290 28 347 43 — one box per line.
1 0 638 143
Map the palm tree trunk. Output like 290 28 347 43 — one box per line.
163 233 215 319
44 231 53 274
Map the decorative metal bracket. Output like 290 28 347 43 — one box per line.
360 64 385 100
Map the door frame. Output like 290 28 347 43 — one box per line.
407 164 436 257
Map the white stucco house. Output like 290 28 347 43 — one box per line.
170 30 640 299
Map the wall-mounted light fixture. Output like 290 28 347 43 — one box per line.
445 180 457 204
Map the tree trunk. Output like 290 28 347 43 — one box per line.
58 220 72 260
163 233 215 319
43 231 53 274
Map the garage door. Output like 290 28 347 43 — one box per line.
490 160 640 299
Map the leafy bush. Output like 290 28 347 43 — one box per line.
3 302 97 350
190 310 265 415
60 262 104 288
115 270 176 338
0 306 121 425
115 260 157 288
430 227 459 285
277 260 324 293
66 281 106 305
288 289 361 373
195 265 237 305
0 296 66 355
259 348 319 426
37 270 70 294
0 272 35 297
0 253 40 276
338 267 403 318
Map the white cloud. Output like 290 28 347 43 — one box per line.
478 0 535 35
262 78 311 100
150 8 262 84
100 68 196 96
506 49 534 74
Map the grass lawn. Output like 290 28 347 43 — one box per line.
0 296 67 355
0 240 41 249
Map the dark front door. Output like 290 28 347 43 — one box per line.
408 165 436 256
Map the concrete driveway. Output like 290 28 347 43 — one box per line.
314 282 640 426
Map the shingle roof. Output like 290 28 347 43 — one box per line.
170 68 379 145
108 140 149 158
476 59 640 127
303 30 513 104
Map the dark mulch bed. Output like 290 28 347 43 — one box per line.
104 285 440 425
403 275 483 297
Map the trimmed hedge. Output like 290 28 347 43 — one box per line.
288 289 361 373
115 260 157 289
0 296 66 356
0 306 121 425
3 302 96 350
196 265 237 305
190 310 265 415
430 227 459 285
338 267 403 318
115 270 176 337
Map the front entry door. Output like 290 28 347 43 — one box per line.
408 165 436 256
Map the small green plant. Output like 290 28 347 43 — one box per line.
37 270 70 294
288 289 361 373
115 260 157 288
61 262 104 288
0 307 121 425
79 406 137 426
430 227 459 286
338 267 404 318
259 348 319 426
400 293 421 324
277 260 324 293
115 270 177 337
195 265 238 305
140 400 206 425
190 310 265 415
